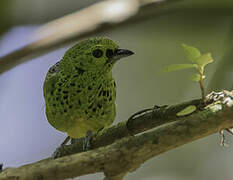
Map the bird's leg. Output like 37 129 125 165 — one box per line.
70 138 81 144
51 136 71 158
70 128 103 147
83 130 93 151
71 128 103 151
61 136 71 146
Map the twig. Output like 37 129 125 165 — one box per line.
0 0 183 74
199 71 206 102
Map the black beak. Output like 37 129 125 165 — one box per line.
113 48 134 61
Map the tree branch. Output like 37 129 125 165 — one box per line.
0 0 183 74
0 91 232 180
52 99 203 157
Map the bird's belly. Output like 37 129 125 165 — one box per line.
64 82 116 138
45 76 116 138
66 103 116 138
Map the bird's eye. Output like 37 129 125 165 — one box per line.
106 49 114 59
92 49 103 58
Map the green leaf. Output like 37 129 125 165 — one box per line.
196 53 213 68
177 105 197 117
182 44 201 63
163 64 197 72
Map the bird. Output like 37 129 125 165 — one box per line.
43 37 134 150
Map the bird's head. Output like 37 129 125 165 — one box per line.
62 37 134 72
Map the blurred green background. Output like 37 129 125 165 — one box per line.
0 0 233 180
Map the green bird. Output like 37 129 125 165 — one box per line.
43 37 134 149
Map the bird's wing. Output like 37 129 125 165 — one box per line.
43 61 60 98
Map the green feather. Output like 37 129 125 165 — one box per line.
43 37 132 138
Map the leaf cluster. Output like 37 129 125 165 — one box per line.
164 44 213 82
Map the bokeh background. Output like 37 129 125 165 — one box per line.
0 0 233 179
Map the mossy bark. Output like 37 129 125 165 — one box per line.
0 92 232 180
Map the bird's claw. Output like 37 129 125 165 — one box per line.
51 136 71 159
51 147 63 159
83 130 93 151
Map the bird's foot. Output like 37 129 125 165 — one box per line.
51 132 94 158
52 147 62 159
61 136 71 145
70 138 79 144
83 130 93 151
51 136 71 159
